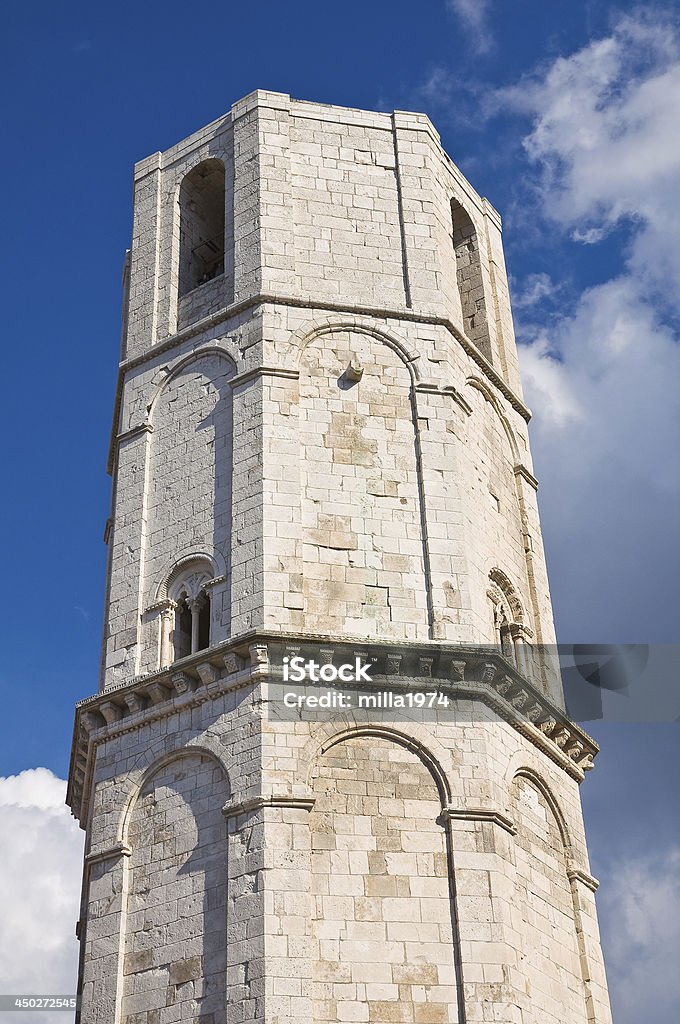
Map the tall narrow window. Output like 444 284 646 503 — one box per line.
175 598 193 660
179 159 226 297
451 198 491 361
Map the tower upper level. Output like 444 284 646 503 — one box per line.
123 90 522 395
102 91 558 705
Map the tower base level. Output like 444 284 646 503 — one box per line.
68 635 612 1024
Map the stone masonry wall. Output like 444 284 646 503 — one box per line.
122 753 229 1024
290 116 406 308
309 735 458 1024
298 329 429 640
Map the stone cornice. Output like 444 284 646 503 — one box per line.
84 842 131 866
568 867 600 892
67 632 599 826
514 464 539 490
222 794 316 819
228 365 300 389
441 807 517 835
108 296 532 473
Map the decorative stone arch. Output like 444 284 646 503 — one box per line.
488 567 525 625
303 720 453 808
465 374 521 464
156 551 224 602
153 553 222 667
509 764 573 854
487 567 533 675
146 345 238 423
117 741 233 847
286 316 422 382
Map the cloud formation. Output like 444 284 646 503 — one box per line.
0 770 83 1024
447 0 494 55
500 13 680 296
498 11 680 642
598 847 680 1024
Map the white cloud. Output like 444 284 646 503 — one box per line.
447 0 493 55
493 10 680 642
0 770 84 1024
500 13 680 296
598 847 680 1024
512 271 561 309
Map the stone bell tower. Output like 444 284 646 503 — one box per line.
67 91 613 1024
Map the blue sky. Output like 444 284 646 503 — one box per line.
0 2 678 1021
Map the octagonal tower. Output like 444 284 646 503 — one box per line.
68 91 612 1024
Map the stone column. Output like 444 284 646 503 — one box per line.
159 602 175 668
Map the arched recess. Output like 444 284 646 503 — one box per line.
287 318 421 380
462 376 535 648
309 723 452 807
509 768 588 1024
178 159 226 298
450 198 491 362
120 751 229 1023
141 350 235 663
465 375 521 463
297 325 431 639
511 766 572 853
146 347 237 422
307 729 461 1024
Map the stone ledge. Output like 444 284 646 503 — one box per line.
67 631 598 826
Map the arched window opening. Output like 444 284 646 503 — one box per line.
160 559 215 667
488 569 532 678
179 160 226 298
451 198 490 360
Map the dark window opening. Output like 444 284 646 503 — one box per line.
179 159 226 298
174 598 193 660
198 594 211 652
451 198 491 361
